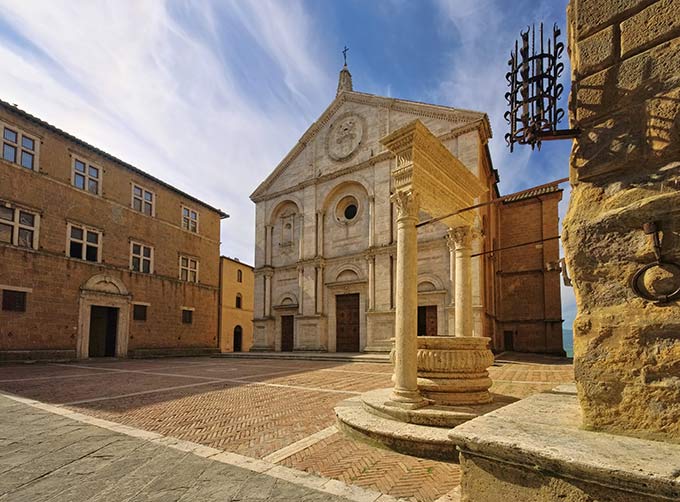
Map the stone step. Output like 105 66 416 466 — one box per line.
213 351 390 363
334 394 459 461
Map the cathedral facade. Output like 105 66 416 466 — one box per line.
250 67 564 355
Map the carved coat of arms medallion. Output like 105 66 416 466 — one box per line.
326 112 366 162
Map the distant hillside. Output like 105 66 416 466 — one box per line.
563 329 574 357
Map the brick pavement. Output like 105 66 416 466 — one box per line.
0 355 574 502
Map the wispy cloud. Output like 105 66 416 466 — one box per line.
0 0 332 264
432 0 576 328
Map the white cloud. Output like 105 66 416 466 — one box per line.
433 0 577 328
0 0 332 264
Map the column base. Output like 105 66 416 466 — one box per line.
386 388 429 410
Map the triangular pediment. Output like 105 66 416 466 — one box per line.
250 90 491 201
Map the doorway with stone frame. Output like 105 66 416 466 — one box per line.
336 293 360 352
77 274 131 359
88 306 118 357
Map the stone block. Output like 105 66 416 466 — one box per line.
574 0 654 40
620 0 680 58
576 25 618 77
575 36 680 123
450 391 680 502
646 87 680 157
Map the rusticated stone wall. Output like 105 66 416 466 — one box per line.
564 0 680 441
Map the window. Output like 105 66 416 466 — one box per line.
237 269 243 283
235 294 242 309
73 158 101 195
130 242 153 273
2 290 27 312
336 195 360 223
182 206 198 232
132 184 154 216
0 203 38 249
2 125 37 170
67 224 101 262
181 308 193 324
133 304 148 321
179 256 199 283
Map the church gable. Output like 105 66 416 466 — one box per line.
251 80 490 202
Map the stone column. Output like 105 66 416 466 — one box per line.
265 225 273 266
316 211 324 256
264 272 272 317
370 257 375 309
368 196 375 248
446 230 457 336
297 266 304 315
315 264 324 314
453 226 474 338
389 190 426 407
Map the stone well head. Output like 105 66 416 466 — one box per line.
416 336 494 406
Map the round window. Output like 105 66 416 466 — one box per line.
335 195 360 223
344 204 358 220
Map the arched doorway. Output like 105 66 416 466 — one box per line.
77 274 131 359
233 325 243 352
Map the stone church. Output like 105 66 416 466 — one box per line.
250 64 564 355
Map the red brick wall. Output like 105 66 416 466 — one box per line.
496 192 564 355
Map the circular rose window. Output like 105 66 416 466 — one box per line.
336 196 360 223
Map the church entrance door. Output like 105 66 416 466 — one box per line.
417 306 438 336
336 294 360 352
281 315 294 352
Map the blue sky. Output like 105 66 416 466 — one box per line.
0 0 575 329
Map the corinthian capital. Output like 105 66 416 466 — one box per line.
391 190 420 221
450 225 472 249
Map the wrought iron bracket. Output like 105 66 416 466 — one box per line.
505 23 580 151
630 222 680 303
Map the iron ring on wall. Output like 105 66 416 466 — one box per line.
631 260 680 304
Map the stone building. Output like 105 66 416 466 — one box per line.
219 256 254 352
0 99 227 361
250 67 564 354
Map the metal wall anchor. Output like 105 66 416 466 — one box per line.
630 222 680 303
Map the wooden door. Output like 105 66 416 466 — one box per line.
417 306 437 336
336 294 360 352
281 315 294 352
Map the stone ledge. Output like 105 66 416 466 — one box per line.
361 388 516 428
335 395 457 460
0 349 76 362
129 347 219 358
449 387 680 500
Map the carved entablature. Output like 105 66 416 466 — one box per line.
326 112 367 162
381 120 487 228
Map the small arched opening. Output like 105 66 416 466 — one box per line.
233 325 243 352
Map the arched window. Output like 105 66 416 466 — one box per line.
237 269 242 283
235 294 242 309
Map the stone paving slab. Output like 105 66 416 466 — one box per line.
0 394 369 502
0 355 574 502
